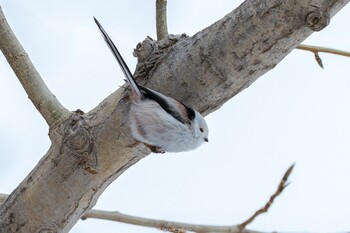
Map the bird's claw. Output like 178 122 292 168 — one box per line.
145 143 165 154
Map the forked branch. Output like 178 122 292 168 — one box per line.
296 44 350 68
296 44 350 57
0 6 70 126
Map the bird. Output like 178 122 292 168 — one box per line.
94 17 208 153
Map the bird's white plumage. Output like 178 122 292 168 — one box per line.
129 93 208 152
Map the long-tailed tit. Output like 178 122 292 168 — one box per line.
94 18 209 153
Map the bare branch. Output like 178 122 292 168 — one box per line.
296 44 350 57
81 165 293 232
0 6 70 126
239 164 295 229
296 44 350 68
156 0 168 40
82 209 244 233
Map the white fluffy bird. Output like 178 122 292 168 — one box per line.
94 18 209 153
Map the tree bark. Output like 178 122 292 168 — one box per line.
0 0 348 232
156 0 168 40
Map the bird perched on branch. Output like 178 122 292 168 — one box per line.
94 17 208 153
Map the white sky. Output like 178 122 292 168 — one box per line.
1 1 350 233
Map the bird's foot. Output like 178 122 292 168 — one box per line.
144 143 165 154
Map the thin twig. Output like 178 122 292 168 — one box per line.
0 6 70 127
156 0 169 40
296 44 350 68
314 52 324 69
239 164 295 229
296 44 350 57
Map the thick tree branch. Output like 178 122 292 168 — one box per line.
137 0 350 117
156 0 168 40
0 6 70 126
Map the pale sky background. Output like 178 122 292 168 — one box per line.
1 1 350 233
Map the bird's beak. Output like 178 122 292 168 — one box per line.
204 138 209 142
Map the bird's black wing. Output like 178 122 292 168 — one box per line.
139 86 195 124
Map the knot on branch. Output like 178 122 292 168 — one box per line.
133 34 188 81
61 111 98 174
305 8 329 31
64 111 93 154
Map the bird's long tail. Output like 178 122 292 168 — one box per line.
94 17 141 96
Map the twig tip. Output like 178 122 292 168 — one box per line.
314 52 324 69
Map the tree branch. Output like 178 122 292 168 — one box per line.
82 210 245 233
0 163 293 233
0 6 70 126
239 164 295 229
156 0 168 40
81 165 293 233
296 44 350 68
296 44 350 57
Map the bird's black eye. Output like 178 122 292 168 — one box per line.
200 127 204 133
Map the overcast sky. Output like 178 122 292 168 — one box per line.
1 1 350 233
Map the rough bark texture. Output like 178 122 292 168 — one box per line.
0 0 348 232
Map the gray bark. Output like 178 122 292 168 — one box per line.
0 0 348 232
156 0 168 40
